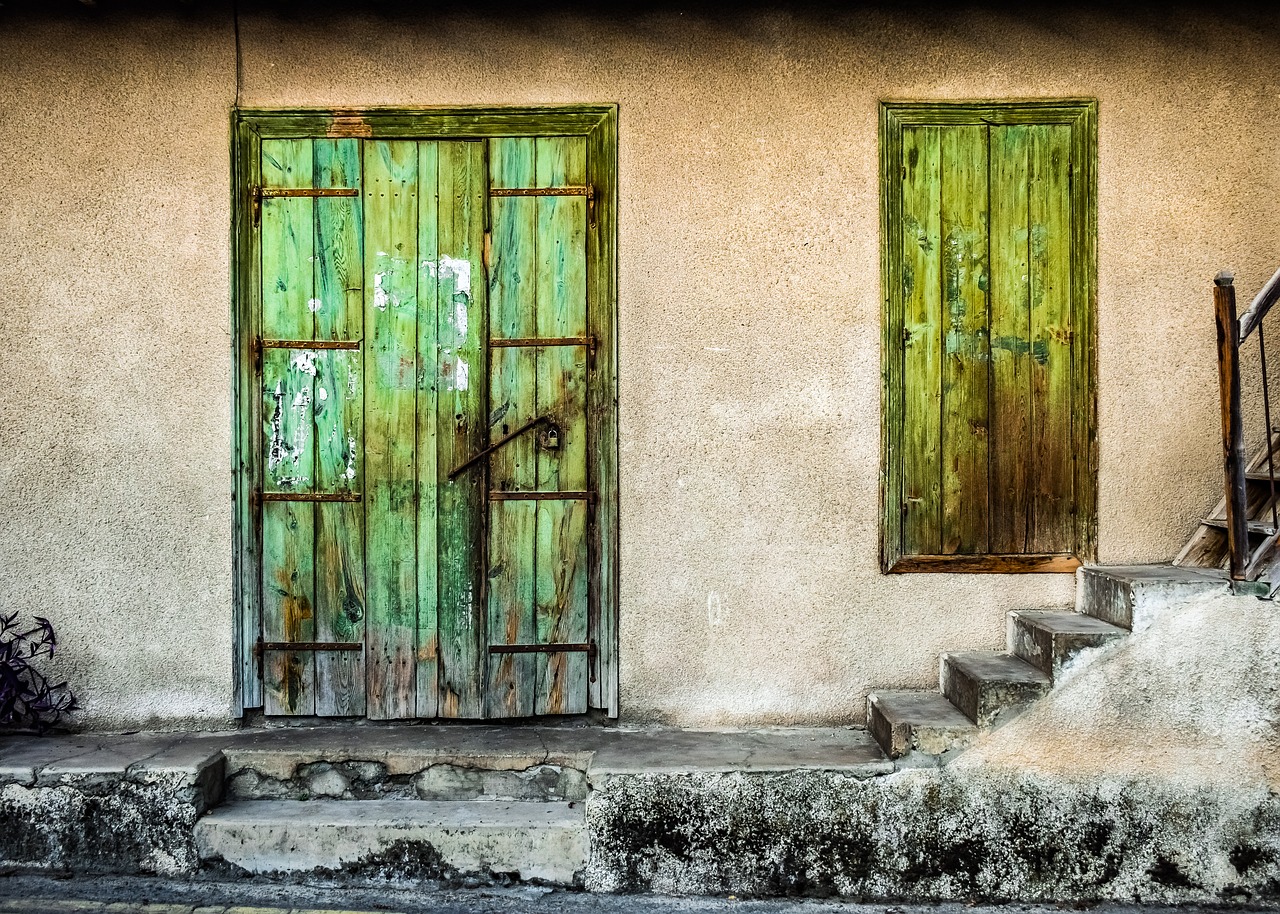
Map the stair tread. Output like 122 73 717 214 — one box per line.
199 798 584 829
868 690 976 730
943 651 1050 685
1202 517 1276 535
1010 609 1126 636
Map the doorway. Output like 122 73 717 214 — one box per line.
232 108 619 719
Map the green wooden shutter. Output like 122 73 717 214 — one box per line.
886 104 1094 573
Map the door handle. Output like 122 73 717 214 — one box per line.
447 415 552 480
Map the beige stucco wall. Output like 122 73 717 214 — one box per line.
1 4 1276 730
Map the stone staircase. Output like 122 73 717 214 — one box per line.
194 731 592 885
866 564 1237 760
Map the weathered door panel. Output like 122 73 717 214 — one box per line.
255 131 598 718
363 139 419 720
312 138 367 718
435 140 490 720
485 136 592 718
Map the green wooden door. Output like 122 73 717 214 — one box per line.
255 134 593 719
881 103 1097 573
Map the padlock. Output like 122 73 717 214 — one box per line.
541 425 561 450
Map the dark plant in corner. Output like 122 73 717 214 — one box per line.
0 612 78 733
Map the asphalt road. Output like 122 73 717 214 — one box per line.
0 875 1274 914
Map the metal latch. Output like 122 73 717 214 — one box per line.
448 415 553 480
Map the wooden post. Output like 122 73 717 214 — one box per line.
1216 271 1249 579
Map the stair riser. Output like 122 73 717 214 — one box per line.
227 761 587 803
1008 617 1126 681
941 659 1049 727
195 804 586 885
867 694 979 759
1078 566 1230 631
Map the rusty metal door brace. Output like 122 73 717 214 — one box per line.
448 415 551 480
253 186 359 224
260 338 362 350
490 336 597 365
488 641 598 683
488 490 592 501
254 640 362 658
257 492 362 505
490 185 596 226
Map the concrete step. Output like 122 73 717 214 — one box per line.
221 731 592 802
866 690 978 759
1008 609 1127 681
940 652 1050 727
195 798 586 885
1078 564 1233 631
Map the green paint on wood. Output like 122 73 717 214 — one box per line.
486 136 539 719
900 126 943 557
237 108 620 718
1028 124 1075 553
312 137 366 717
939 125 990 556
363 140 419 720
988 124 1032 555
534 136 589 715
436 140 488 720
415 139 441 719
883 103 1093 571
260 138 316 715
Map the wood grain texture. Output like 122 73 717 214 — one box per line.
881 103 1095 573
988 125 1032 555
260 138 316 715
415 140 441 719
1028 125 1074 553
900 125 943 558
585 111 619 715
233 122 264 714
534 136 589 715
486 137 539 718
363 140 419 720
939 125 990 555
312 138 366 717
436 140 488 719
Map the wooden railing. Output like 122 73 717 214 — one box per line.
1216 267 1280 579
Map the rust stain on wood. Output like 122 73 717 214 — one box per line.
328 114 373 138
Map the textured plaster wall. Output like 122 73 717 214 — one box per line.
0 3 1277 730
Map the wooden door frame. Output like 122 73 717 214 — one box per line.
879 99 1098 574
230 105 620 716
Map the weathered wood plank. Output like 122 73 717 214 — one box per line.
888 553 1080 574
415 140 441 719
1028 125 1074 554
260 138 316 716
234 121 264 713
900 125 943 557
363 140 419 719
534 136 589 715
436 140 488 719
585 111 619 714
988 125 1032 555
312 138 366 717
939 125 990 555
486 137 538 718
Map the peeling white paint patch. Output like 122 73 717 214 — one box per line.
439 255 471 295
456 358 469 391
316 387 328 402
290 351 317 376
373 272 389 311
308 298 322 313
454 301 469 336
